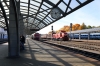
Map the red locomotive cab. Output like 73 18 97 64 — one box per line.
61 33 64 37
52 30 69 41
55 34 59 40
64 33 67 36
60 32 62 38
63 33 69 41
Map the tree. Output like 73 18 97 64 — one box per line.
97 26 100 27
74 24 80 30
78 26 82 30
59 25 70 32
49 22 97 33
87 25 92 29
81 23 87 29
92 26 96 28
71 24 80 31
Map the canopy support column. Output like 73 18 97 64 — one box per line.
8 0 20 58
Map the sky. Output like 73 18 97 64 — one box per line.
38 0 100 34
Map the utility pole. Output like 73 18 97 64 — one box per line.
70 23 72 40
51 25 53 40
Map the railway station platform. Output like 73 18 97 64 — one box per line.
0 38 100 66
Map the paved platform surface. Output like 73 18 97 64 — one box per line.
0 38 100 66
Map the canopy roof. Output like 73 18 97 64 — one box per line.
0 0 94 33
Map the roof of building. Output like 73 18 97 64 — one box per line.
0 0 94 34
68 27 100 34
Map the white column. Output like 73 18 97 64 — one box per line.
88 33 90 40
79 33 81 40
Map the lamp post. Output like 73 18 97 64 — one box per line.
51 25 53 40
70 23 72 40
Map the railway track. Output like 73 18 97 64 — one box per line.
41 39 100 61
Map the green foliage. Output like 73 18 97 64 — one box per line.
81 22 87 29
92 26 96 28
87 25 92 29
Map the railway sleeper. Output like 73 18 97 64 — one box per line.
42 41 100 61
61 46 100 60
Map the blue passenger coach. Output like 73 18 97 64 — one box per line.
69 33 100 40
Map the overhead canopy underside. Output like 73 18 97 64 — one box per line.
0 0 94 34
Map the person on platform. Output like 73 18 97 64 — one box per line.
20 35 25 50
